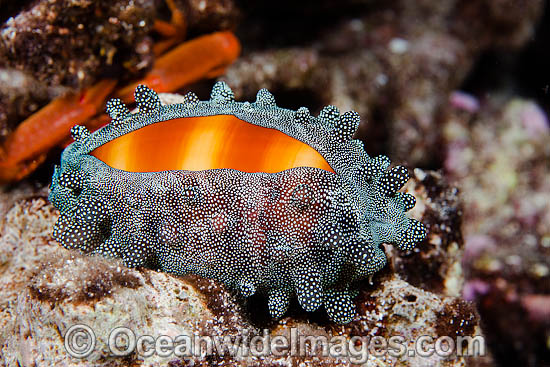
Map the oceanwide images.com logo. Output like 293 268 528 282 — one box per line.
64 324 486 363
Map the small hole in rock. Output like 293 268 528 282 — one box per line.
405 294 417 302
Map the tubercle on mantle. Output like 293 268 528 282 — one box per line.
52 81 427 324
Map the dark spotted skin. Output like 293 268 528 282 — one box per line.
49 82 426 323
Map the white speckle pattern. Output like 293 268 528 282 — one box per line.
255 88 276 107
210 80 235 105
319 105 340 126
134 84 161 113
182 91 200 106
49 83 426 324
105 98 130 124
338 110 361 140
70 125 90 142
294 107 311 124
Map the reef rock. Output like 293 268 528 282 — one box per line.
444 95 550 367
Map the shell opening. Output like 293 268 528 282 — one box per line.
91 115 334 173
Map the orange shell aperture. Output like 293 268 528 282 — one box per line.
91 115 334 173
